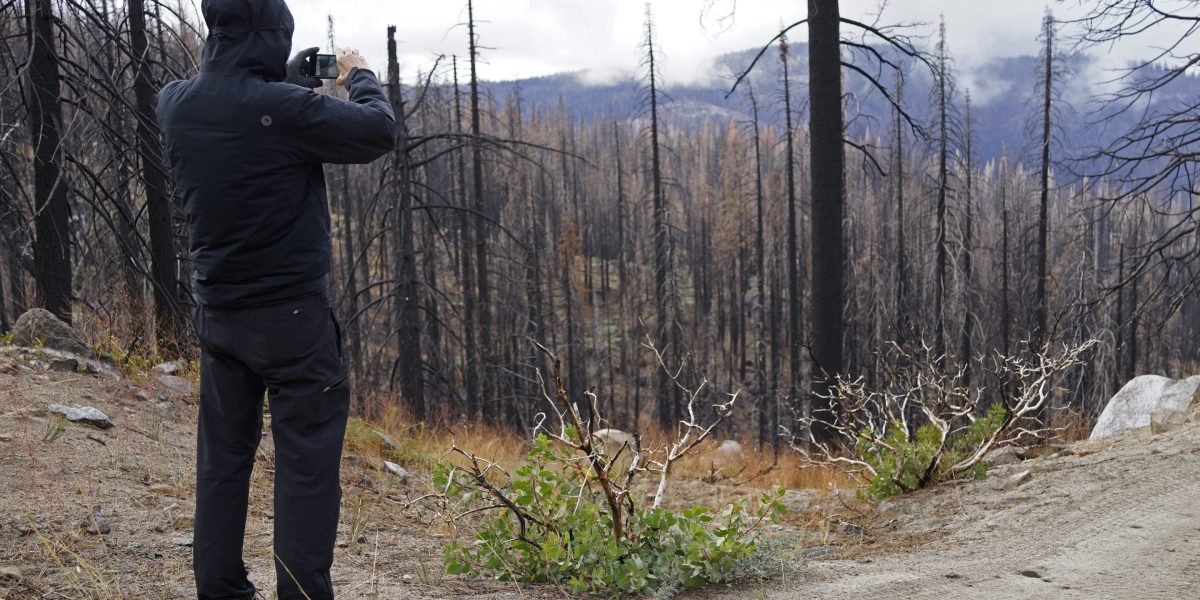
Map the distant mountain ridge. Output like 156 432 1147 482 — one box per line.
481 44 1200 170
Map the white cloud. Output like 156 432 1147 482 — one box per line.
276 0 1200 86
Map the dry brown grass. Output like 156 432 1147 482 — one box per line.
349 396 851 493
1056 408 1097 443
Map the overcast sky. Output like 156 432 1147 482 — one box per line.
257 0 1193 86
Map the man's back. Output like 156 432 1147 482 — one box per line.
157 0 395 307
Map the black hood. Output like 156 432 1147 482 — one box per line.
201 0 294 81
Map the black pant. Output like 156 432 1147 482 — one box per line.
192 293 349 600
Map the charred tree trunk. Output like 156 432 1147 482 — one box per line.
780 36 804 433
645 6 674 431
960 93 975 383
1034 12 1055 347
131 0 181 350
467 0 495 409
893 74 908 345
746 85 771 448
388 26 424 420
934 19 950 365
807 0 844 442
26 0 73 322
452 57 480 418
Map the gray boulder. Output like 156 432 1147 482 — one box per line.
11 309 89 355
1089 375 1200 440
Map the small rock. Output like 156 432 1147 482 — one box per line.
47 404 113 429
1006 470 1032 490
84 507 111 535
1020 569 1042 578
158 402 177 421
0 358 19 375
48 357 79 372
401 574 414 584
1020 445 1063 460
172 535 193 547
0 434 12 443
840 521 867 536
343 454 376 470
592 428 635 454
156 375 195 397
147 484 179 497
134 390 152 402
986 445 1023 467
151 360 185 375
384 461 412 480
0 565 22 582
713 439 746 467
373 429 400 450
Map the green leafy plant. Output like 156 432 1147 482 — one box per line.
857 402 1005 500
432 342 783 597
436 434 784 596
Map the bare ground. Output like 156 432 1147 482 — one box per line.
692 404 1200 599
2 347 1198 599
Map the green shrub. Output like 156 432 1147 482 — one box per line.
856 402 1005 500
437 433 785 597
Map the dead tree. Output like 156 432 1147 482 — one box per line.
387 26 424 420
1033 10 1059 347
779 35 804 434
642 4 676 430
466 0 495 409
960 91 976 384
26 0 73 321
925 17 963 367
130 0 182 350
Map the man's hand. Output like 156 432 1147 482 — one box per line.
336 48 370 87
286 47 323 89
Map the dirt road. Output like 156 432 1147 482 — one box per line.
705 414 1200 599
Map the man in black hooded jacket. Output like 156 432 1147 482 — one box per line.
156 0 397 597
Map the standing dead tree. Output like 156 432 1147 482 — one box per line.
26 0 73 322
130 0 184 351
641 3 679 431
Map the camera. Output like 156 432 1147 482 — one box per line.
303 53 339 79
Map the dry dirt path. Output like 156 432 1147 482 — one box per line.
698 413 1200 599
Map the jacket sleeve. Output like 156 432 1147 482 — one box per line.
286 68 398 165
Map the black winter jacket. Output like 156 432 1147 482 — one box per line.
157 0 397 307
